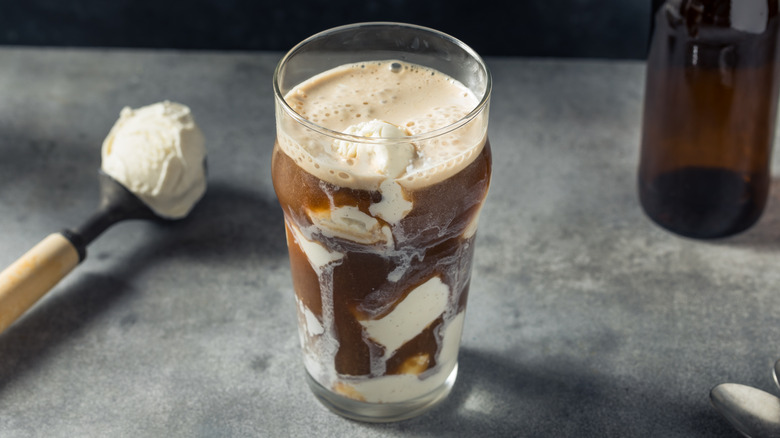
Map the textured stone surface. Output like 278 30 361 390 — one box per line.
1 47 779 437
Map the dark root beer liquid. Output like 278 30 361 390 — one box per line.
272 60 491 403
639 0 780 238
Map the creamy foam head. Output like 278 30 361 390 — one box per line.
277 60 488 191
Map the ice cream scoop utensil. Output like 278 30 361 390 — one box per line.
0 171 163 334
0 101 205 335
711 383 780 437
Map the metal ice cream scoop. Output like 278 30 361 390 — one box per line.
0 102 206 334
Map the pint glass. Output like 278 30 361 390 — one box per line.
272 22 492 422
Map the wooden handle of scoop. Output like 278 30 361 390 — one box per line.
0 233 80 334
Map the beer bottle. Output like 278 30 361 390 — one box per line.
638 0 780 238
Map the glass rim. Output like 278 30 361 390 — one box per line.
272 22 492 145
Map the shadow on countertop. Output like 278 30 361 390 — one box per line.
0 181 286 391
355 348 736 437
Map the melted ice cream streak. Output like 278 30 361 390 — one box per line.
279 60 488 402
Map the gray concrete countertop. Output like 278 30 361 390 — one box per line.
1 47 778 437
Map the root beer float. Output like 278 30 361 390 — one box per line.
272 23 491 422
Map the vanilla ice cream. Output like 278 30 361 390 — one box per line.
333 120 417 179
101 101 207 219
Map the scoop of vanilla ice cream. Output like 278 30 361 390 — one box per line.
333 120 416 178
101 101 207 219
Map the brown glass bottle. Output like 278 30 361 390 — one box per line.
639 0 780 238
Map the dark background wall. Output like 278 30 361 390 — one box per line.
0 0 652 59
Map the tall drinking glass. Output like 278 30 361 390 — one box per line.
271 22 492 422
